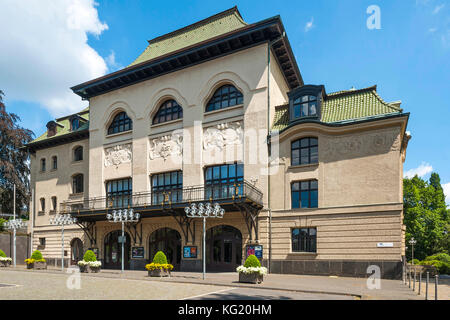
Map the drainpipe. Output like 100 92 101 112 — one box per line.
267 33 285 273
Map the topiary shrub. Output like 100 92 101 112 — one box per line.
0 249 6 257
152 251 168 264
244 254 261 268
31 250 43 261
83 250 97 262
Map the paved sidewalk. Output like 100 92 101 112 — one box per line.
3 265 429 300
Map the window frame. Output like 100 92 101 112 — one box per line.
291 180 318 209
291 137 318 166
152 99 183 125
51 156 58 170
51 196 57 211
72 174 84 194
106 178 132 208
107 111 132 135
291 227 317 253
151 171 183 204
204 163 244 200
40 158 46 172
206 84 243 112
40 198 45 212
288 85 323 123
73 146 83 162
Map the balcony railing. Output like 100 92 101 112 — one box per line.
61 180 263 214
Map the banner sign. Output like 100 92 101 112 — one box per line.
183 246 197 258
246 245 263 259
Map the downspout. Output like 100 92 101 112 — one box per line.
267 34 285 273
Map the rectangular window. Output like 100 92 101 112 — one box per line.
52 157 57 170
292 228 317 253
51 196 57 211
291 138 318 166
40 198 45 212
41 159 46 172
151 171 182 205
291 180 318 208
204 163 243 200
106 178 132 208
39 238 46 246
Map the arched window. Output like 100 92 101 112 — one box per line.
40 158 46 172
108 111 132 135
72 174 84 194
206 84 243 112
52 156 57 170
73 146 83 162
152 100 183 125
291 137 318 166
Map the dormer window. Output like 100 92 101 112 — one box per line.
293 95 317 118
46 121 57 137
288 85 324 122
71 118 80 130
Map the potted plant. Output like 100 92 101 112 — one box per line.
237 254 267 284
0 249 12 267
77 250 101 273
146 251 173 277
25 250 47 270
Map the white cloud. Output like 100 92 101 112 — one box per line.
305 17 314 32
433 4 445 14
404 162 433 178
442 183 450 206
428 27 438 33
105 50 123 72
0 0 109 117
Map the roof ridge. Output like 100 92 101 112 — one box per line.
55 107 90 122
326 85 377 98
147 6 246 45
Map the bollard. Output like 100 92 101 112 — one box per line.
425 272 429 300
418 271 421 295
435 275 438 300
413 269 416 291
409 267 411 288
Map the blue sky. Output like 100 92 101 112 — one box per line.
1 0 449 200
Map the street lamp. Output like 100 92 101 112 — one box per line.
106 209 140 273
49 214 77 271
5 218 27 267
185 202 224 280
409 237 417 265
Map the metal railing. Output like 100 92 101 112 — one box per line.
60 180 263 214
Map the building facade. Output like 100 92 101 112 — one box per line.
26 7 410 278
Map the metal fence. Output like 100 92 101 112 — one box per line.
403 263 440 300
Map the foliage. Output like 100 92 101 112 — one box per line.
83 250 97 262
152 251 168 264
0 218 6 231
410 259 420 265
145 262 173 271
403 173 450 260
419 260 450 275
31 250 43 261
236 265 267 275
243 254 261 268
25 258 45 264
78 260 101 268
423 253 450 264
0 249 6 257
0 90 34 216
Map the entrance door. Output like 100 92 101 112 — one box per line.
149 228 182 270
70 238 84 265
104 230 131 269
206 225 242 272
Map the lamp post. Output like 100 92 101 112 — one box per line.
5 218 27 267
106 209 140 273
185 202 225 280
409 237 417 265
49 214 77 271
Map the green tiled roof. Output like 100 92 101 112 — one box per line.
30 108 89 144
129 7 247 67
272 86 403 132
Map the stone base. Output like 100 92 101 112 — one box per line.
239 272 263 284
148 269 171 277
34 261 47 270
79 265 101 273
0 261 11 267
264 260 402 279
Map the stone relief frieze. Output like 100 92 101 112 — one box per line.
321 128 401 160
104 143 132 167
149 132 183 160
203 121 243 151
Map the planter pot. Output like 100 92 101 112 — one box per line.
0 260 11 267
79 265 101 273
148 269 171 277
33 261 47 270
26 263 34 269
239 272 264 284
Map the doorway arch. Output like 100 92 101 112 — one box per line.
104 230 131 270
149 228 182 270
70 238 84 265
206 225 242 272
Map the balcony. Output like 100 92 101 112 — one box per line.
60 180 263 222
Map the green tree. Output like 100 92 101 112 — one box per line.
0 90 33 216
403 173 450 260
